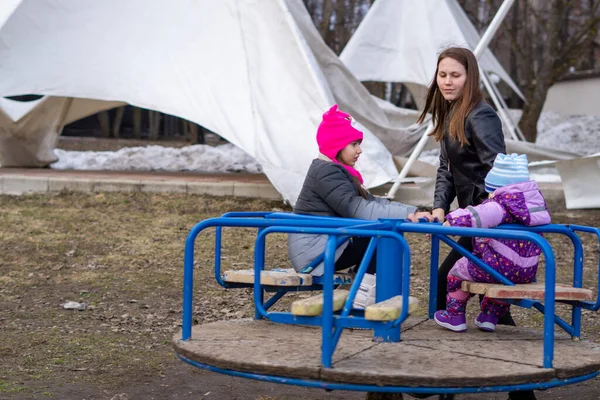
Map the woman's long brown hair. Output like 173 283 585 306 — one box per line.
416 47 484 147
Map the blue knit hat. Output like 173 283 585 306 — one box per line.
484 153 530 193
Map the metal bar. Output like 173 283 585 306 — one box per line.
392 239 413 328
568 225 600 311
263 290 287 311
254 228 267 320
385 122 432 199
321 236 337 368
484 69 526 140
437 235 514 285
480 69 520 141
182 219 218 340
472 0 516 57
220 211 271 218
375 237 403 341
543 252 557 368
300 236 349 274
214 226 226 287
178 355 600 394
532 303 575 337
332 237 379 348
429 234 441 318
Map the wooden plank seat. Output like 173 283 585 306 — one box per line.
461 281 594 301
291 291 420 320
222 268 313 286
221 268 353 287
291 290 350 316
364 295 420 321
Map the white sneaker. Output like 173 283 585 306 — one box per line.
352 273 376 309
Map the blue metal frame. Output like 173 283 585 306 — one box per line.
178 354 600 394
179 211 600 393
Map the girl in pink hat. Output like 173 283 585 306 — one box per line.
288 104 432 308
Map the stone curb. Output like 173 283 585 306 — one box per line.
0 175 566 206
0 175 283 201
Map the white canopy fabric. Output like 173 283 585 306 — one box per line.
0 96 123 125
339 0 525 104
0 96 123 166
0 0 402 204
0 0 21 29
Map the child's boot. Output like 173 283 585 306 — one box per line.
474 313 499 332
352 273 376 310
476 297 510 332
433 296 467 332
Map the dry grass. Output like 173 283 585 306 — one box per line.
0 192 288 396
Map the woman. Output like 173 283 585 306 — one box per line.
416 47 536 400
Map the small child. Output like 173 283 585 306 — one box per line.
434 153 551 332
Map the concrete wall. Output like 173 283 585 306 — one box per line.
543 76 600 116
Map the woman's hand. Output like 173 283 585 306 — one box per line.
432 208 445 223
406 211 435 222
443 221 450 227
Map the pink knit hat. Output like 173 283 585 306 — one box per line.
316 104 364 183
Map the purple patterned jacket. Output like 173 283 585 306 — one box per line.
446 181 551 283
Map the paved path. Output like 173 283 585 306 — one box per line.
0 168 566 206
0 168 282 200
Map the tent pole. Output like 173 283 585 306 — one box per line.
485 70 527 141
480 68 519 141
472 0 515 58
385 0 516 200
385 122 433 198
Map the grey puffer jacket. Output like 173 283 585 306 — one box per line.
288 156 417 275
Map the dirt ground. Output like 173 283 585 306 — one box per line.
1 192 599 400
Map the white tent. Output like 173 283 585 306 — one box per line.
339 0 524 107
0 0 419 204
0 96 123 166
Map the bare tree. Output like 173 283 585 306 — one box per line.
459 0 600 141
501 0 600 141
303 0 373 54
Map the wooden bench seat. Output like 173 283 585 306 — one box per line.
222 268 353 287
290 291 420 320
222 268 313 286
291 290 349 316
461 281 594 301
364 295 420 321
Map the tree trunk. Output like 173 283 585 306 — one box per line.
97 111 110 137
319 0 334 39
508 0 521 109
133 107 142 138
188 121 199 144
148 110 162 141
518 83 550 142
112 106 125 138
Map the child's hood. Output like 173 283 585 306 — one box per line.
493 180 551 226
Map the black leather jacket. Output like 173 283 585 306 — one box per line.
433 101 506 213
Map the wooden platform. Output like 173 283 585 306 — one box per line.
174 319 600 388
462 281 594 301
